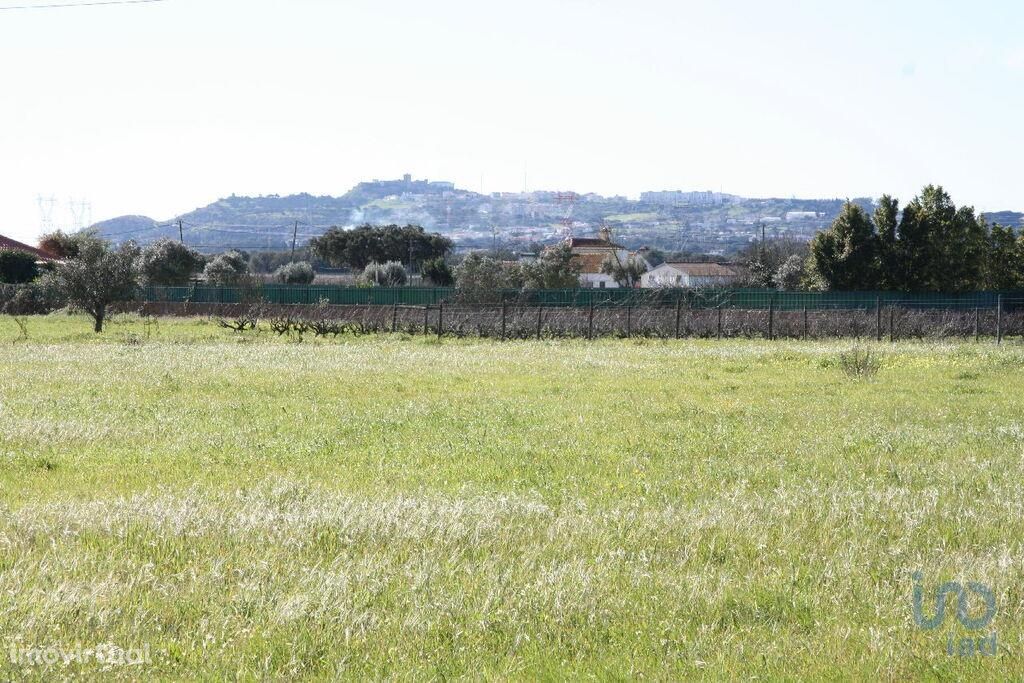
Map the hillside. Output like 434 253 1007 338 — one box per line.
89 175 1023 255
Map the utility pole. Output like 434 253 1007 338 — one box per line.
291 221 299 261
178 220 184 243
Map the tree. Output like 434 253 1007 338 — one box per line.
736 238 808 288
311 224 453 271
453 253 520 301
894 186 987 291
806 202 878 290
873 195 900 289
48 235 139 333
38 229 86 259
421 257 454 286
0 250 40 284
361 261 407 287
772 254 806 291
203 251 249 285
137 239 206 286
984 224 1024 290
519 243 581 289
273 261 316 284
600 253 647 288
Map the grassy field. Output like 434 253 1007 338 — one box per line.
1 314 1022 679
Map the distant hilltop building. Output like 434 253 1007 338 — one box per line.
640 190 735 206
365 174 455 193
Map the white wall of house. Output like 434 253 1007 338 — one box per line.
580 272 619 288
640 264 738 288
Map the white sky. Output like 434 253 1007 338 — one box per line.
1 0 1022 243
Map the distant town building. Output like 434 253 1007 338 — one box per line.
640 190 733 206
786 211 819 221
640 262 742 288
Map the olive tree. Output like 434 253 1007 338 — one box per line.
48 235 139 332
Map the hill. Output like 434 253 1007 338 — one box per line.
88 175 1023 255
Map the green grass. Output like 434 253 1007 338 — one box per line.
1 314 1023 679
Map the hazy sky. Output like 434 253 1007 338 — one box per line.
1 0 1022 243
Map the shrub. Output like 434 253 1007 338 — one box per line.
3 282 62 315
137 239 206 286
0 250 39 284
361 261 407 287
421 257 454 286
838 347 881 379
273 261 315 284
203 251 249 286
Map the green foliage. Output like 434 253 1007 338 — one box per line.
806 202 878 290
273 261 316 284
808 187 1013 292
519 243 581 289
420 257 454 286
984 224 1024 290
453 253 520 300
38 229 87 259
600 253 648 287
311 224 453 271
837 347 881 379
873 195 900 289
0 249 39 284
772 254 806 290
896 186 987 291
1 281 61 315
47 234 139 332
137 239 206 286
203 251 249 286
361 261 407 287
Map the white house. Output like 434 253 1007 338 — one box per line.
640 262 742 289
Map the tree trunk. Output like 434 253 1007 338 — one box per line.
93 305 105 333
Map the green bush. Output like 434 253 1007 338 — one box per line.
2 281 62 315
0 250 39 284
274 261 315 284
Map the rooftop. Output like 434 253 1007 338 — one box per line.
0 234 57 261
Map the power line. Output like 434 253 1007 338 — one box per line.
0 0 166 10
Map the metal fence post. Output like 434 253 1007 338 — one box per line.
875 297 881 342
588 302 595 340
767 299 774 340
391 303 398 334
423 306 429 336
974 307 980 343
717 306 723 340
675 299 682 339
437 302 444 338
802 306 808 340
889 305 895 343
536 305 543 340
996 295 1003 345
626 305 632 338
501 301 507 340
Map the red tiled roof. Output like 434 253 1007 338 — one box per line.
660 262 739 277
0 234 58 261
567 237 626 249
